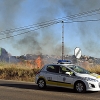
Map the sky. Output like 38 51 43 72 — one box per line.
0 0 100 58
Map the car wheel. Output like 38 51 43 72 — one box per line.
38 79 46 89
74 81 86 93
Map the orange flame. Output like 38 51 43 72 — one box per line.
24 60 34 68
19 56 44 69
35 56 43 68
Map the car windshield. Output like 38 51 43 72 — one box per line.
68 65 91 74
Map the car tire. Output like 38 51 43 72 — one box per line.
38 79 46 89
74 81 86 93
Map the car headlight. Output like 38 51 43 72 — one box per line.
83 77 98 82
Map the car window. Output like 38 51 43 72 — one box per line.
47 65 59 73
59 66 74 76
59 66 69 74
68 65 90 74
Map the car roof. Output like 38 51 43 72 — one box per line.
44 63 74 67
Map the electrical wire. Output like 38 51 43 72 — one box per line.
63 18 100 23
0 21 58 40
0 7 100 41
0 21 59 35
0 7 100 35
0 18 100 41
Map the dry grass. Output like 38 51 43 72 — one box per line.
0 62 100 82
0 62 40 82
86 65 100 74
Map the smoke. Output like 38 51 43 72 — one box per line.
13 0 74 56
14 31 42 54
14 0 100 57
14 28 64 56
1 0 100 57
74 0 100 57
0 0 23 38
0 0 23 30
55 0 100 57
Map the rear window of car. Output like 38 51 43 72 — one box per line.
47 65 59 73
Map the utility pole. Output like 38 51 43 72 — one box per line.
62 21 64 60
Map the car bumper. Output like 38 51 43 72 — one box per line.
85 81 100 91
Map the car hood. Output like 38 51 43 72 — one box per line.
75 72 100 79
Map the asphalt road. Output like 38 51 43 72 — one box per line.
0 80 100 100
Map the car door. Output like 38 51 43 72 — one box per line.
57 65 74 89
44 65 59 86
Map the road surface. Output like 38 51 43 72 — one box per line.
0 79 100 100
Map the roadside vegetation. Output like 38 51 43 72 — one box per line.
86 65 100 75
0 62 40 82
0 62 100 82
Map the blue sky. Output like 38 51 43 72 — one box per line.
0 0 100 58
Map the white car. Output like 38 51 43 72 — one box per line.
35 60 100 93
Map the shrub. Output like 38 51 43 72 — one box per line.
0 62 40 81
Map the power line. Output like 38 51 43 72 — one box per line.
0 18 100 41
0 7 100 41
63 18 100 23
0 7 100 35
0 21 59 35
0 21 58 40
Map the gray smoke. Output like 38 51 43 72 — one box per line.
0 0 23 38
1 0 100 57
13 0 100 57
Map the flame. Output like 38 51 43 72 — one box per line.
19 56 44 69
35 56 43 68
24 60 34 68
